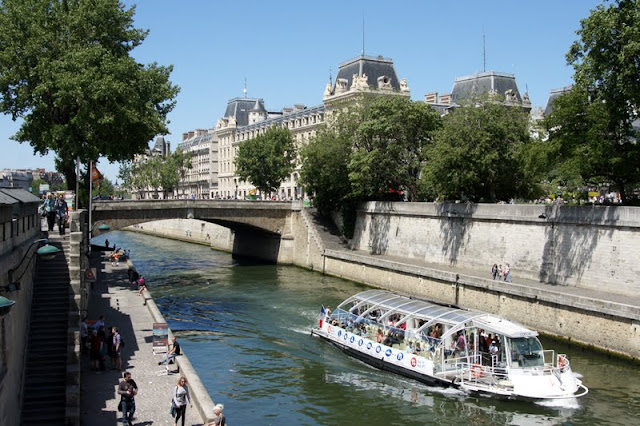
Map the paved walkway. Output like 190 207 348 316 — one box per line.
80 252 204 426
310 209 640 312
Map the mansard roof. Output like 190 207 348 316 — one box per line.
451 71 523 104
543 85 573 116
224 98 266 127
333 54 401 92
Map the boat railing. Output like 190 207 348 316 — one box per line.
456 361 511 391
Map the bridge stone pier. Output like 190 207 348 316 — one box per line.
92 200 302 263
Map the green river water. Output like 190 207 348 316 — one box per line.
93 231 640 426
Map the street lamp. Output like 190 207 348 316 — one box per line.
3 238 61 293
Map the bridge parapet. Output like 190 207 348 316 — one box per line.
92 199 301 234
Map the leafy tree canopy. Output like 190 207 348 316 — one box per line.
420 96 537 202
235 126 295 195
544 0 640 201
349 96 441 201
568 0 640 127
0 0 179 192
120 149 191 199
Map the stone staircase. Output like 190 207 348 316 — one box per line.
20 236 70 425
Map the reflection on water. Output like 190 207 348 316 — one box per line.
94 232 640 425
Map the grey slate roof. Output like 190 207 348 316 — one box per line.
334 55 401 92
451 71 523 104
0 188 40 203
0 191 19 205
543 85 573 116
224 98 266 127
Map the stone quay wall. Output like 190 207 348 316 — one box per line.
350 202 640 296
115 204 640 360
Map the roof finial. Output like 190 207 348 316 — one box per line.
329 66 333 86
243 77 247 98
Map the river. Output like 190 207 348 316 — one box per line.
94 231 640 425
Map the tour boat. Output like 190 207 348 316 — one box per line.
311 290 588 400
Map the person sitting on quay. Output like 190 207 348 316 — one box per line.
159 337 181 366
205 404 226 426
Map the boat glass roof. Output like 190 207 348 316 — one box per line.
338 290 536 338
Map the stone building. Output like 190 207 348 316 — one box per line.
176 128 218 199
214 54 410 200
424 71 531 113
132 135 172 199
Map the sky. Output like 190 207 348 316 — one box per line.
0 0 605 183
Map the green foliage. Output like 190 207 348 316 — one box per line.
349 96 440 201
121 149 191 199
544 86 640 201
235 126 295 195
420 96 537 202
568 0 640 128
300 123 353 215
30 178 46 195
555 0 640 202
0 0 179 193
93 177 114 197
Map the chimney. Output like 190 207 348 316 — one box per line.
188 131 195 138
182 132 189 141
424 92 438 103
282 107 293 115
440 94 452 105
293 104 306 111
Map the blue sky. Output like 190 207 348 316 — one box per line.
1 0 604 182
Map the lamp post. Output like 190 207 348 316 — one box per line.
3 238 61 293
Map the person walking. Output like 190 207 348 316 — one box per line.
504 263 512 282
117 371 138 426
42 193 56 231
491 264 498 280
54 193 69 235
112 327 122 371
172 376 192 426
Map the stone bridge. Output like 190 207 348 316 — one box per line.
91 200 304 262
91 199 301 235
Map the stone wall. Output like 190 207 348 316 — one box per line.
351 202 640 296
320 249 640 360
0 204 41 426
124 218 233 252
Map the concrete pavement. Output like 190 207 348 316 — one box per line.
80 252 207 426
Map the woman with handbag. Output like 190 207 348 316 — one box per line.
42 193 56 231
172 376 192 426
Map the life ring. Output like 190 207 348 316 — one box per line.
558 355 567 369
471 364 484 378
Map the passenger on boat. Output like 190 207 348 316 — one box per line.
376 329 385 343
489 340 499 356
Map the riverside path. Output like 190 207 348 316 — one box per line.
80 250 209 425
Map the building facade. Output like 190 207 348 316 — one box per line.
214 54 410 200
176 129 218 199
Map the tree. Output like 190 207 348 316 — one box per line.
421 96 537 202
119 149 191 199
93 177 114 198
158 149 192 199
568 0 640 129
0 0 179 194
30 178 46 195
544 87 640 201
349 96 441 201
549 0 640 202
235 126 295 196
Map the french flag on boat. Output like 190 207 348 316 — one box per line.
319 305 329 328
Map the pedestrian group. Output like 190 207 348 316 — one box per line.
491 263 512 282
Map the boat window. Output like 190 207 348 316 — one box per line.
509 337 544 367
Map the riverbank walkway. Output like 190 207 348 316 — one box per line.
80 251 205 426
312 211 640 318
